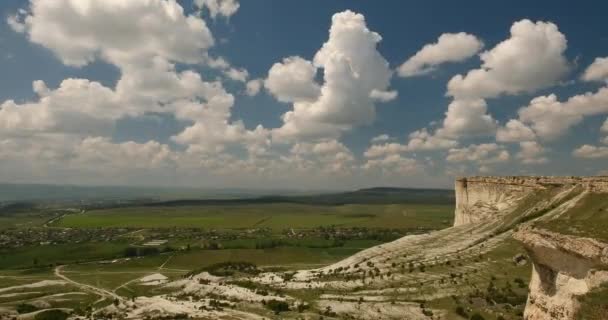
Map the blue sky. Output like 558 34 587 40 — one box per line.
0 0 607 189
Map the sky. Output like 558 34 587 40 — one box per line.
0 0 607 190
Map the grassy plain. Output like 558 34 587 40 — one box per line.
57 203 454 231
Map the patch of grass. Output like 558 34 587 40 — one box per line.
0 242 131 269
539 192 608 241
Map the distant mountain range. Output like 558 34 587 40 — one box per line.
149 187 455 206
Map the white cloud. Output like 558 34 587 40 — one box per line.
516 141 548 164
446 143 509 164
436 99 497 138
370 89 398 102
3 0 270 178
496 119 536 142
447 19 569 100
398 32 483 77
364 128 457 158
370 134 390 143
517 86 608 140
245 79 263 96
363 154 419 175
0 79 120 137
602 118 608 133
223 67 249 82
194 0 240 19
6 13 26 33
581 57 608 82
364 143 408 158
406 128 458 150
272 10 393 141
573 145 608 159
419 20 570 143
264 56 320 103
74 137 175 170
288 140 355 174
602 136 608 145
17 0 214 68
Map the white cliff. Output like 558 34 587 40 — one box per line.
514 227 608 320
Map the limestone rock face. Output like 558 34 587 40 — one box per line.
514 227 608 320
454 176 608 226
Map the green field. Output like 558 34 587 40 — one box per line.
0 242 130 269
57 203 454 230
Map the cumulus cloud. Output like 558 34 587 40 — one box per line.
411 20 568 142
496 119 536 142
406 129 458 150
602 118 608 133
364 143 409 158
74 137 176 169
245 79 263 96
398 32 483 77
223 67 249 82
194 0 240 19
6 12 26 33
370 89 398 102
288 140 355 174
573 145 608 159
436 99 497 138
446 143 509 164
272 10 393 141
448 19 569 100
516 141 548 164
581 57 608 82
364 128 457 159
0 79 120 137
363 154 419 175
370 134 390 143
516 86 608 140
15 0 214 68
264 56 320 103
2 0 270 179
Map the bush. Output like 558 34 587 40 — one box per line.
16 303 38 314
470 313 485 320
455 306 468 318
265 300 289 314
186 261 259 277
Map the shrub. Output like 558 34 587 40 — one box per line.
265 300 289 314
455 306 468 318
470 313 485 320
16 303 38 314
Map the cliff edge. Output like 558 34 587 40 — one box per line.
454 176 608 226
514 227 608 320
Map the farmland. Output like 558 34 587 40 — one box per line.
57 203 453 231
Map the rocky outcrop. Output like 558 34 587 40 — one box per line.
454 176 608 226
514 227 608 320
